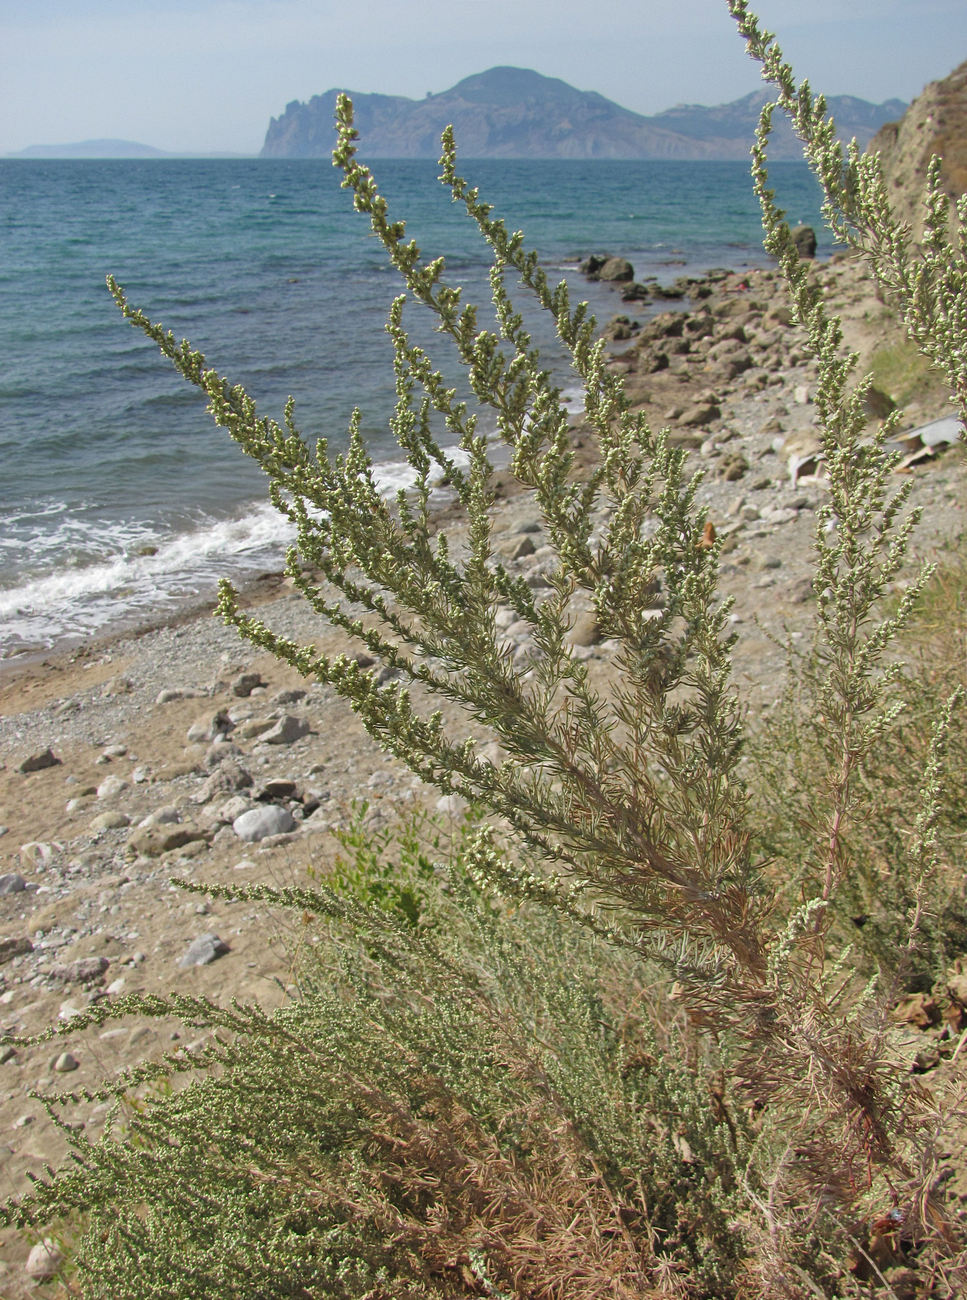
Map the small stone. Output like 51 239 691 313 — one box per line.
178 933 229 969
231 671 264 697
718 454 749 482
749 553 782 572
567 611 603 647
0 872 27 896
101 675 134 697
186 710 234 744
156 686 205 704
271 688 308 706
680 401 721 426
52 1051 80 1073
790 224 817 258
203 795 253 827
90 810 132 832
96 774 129 800
194 761 254 803
19 840 57 870
25 1239 64 1282
0 1045 17 1064
139 805 182 827
262 714 311 746
232 804 297 842
0 936 33 964
786 577 815 605
759 506 799 525
235 715 277 740
127 823 210 858
17 748 61 774
47 956 110 985
258 778 299 801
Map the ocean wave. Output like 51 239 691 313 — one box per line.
0 502 296 658
0 444 478 657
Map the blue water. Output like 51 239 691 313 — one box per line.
0 157 826 658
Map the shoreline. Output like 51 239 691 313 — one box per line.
0 240 808 676
1 252 964 1294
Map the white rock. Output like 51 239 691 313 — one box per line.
96 775 129 800
203 795 253 826
232 805 297 842
19 841 58 870
24 1239 64 1282
156 686 205 704
137 805 182 828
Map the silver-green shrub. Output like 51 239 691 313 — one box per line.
3 4 967 1293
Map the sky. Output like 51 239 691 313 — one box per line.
2 0 966 156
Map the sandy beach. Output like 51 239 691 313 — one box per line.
1 254 964 1293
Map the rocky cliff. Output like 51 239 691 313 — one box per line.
261 67 904 161
867 59 967 235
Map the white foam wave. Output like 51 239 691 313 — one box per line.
0 501 297 658
0 438 503 659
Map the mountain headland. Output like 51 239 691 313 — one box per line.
261 66 906 160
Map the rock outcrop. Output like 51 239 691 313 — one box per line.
867 59 967 237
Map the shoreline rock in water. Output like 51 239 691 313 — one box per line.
0 254 963 1295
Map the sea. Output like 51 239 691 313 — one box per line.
0 156 827 664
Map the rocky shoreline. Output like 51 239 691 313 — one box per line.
1 252 964 1292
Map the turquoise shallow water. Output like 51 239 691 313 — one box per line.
0 156 825 657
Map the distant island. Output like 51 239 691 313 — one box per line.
5 139 251 159
261 66 906 161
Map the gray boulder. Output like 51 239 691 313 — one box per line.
262 714 311 746
178 933 230 969
598 256 635 282
791 225 817 258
